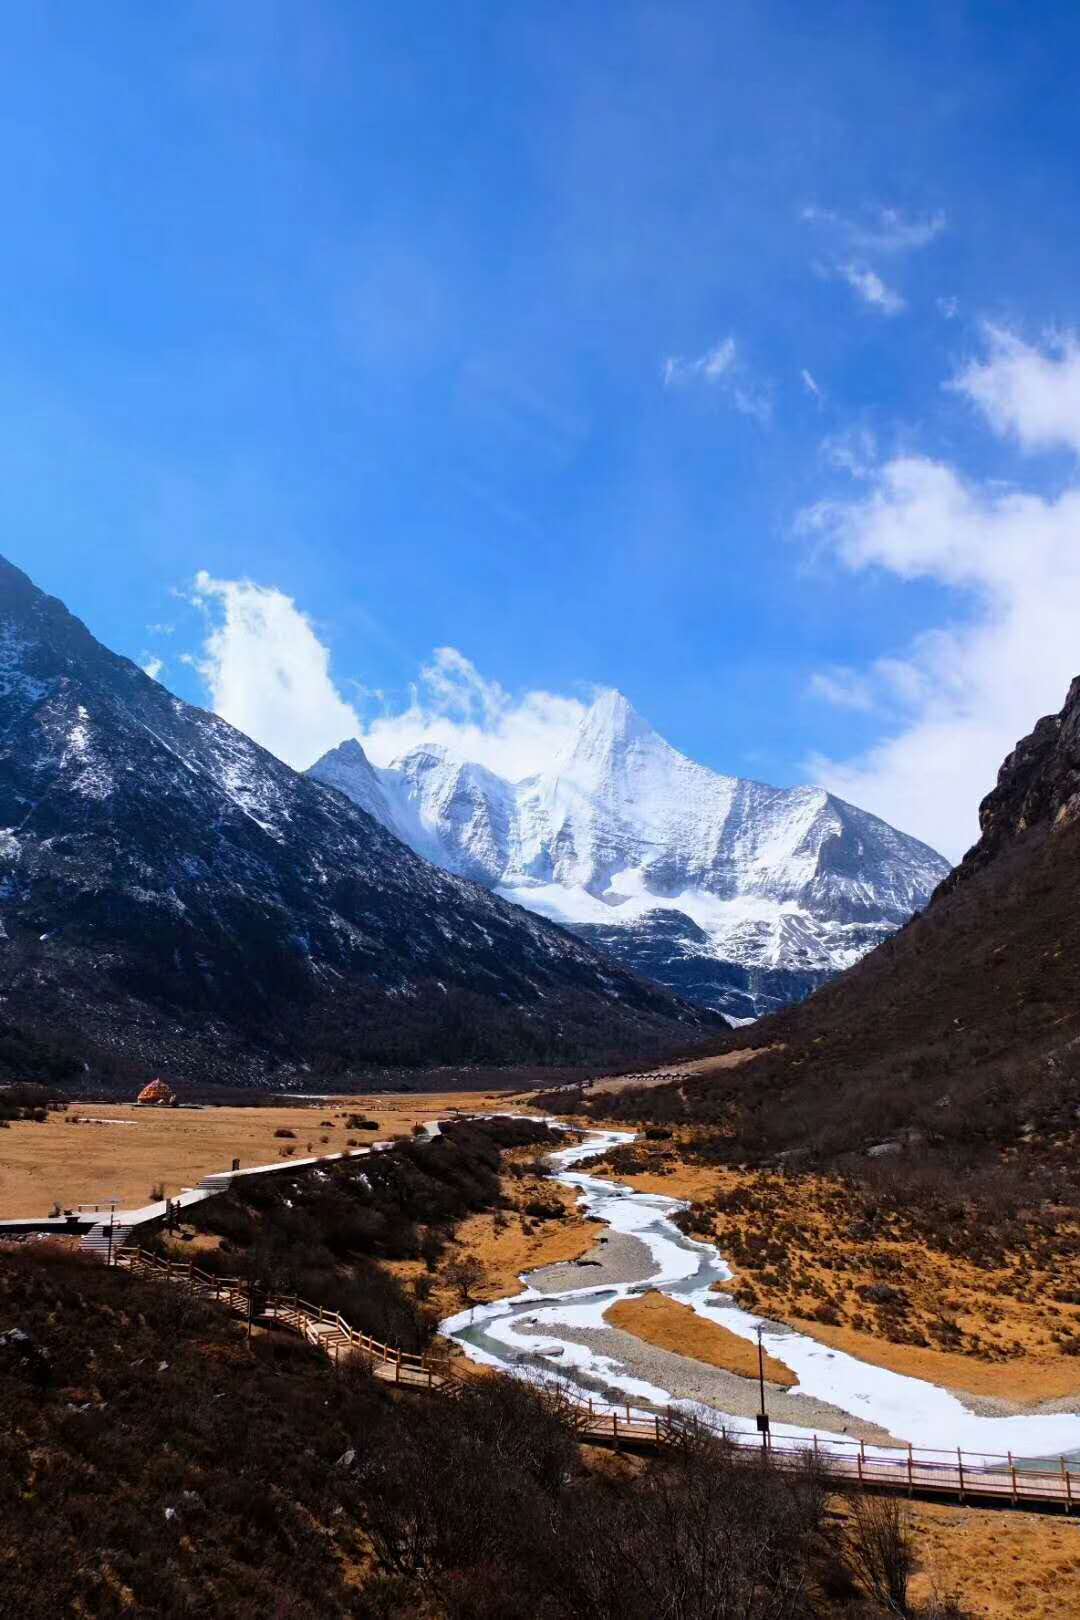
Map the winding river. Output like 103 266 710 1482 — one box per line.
442 1128 1080 1466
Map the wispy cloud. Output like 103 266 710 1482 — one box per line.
807 666 874 711
836 262 905 316
662 336 736 387
804 203 943 318
802 204 946 255
141 655 165 681
801 368 823 402
821 427 878 478
661 335 771 422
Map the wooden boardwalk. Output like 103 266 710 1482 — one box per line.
114 1248 1080 1511
577 1398 1080 1510
119 1248 450 1389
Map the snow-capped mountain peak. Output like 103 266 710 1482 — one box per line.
309 687 951 1020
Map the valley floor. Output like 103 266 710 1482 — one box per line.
0 1089 540 1218
576 1133 1080 1417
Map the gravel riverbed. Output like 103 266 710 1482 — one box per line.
514 1319 899 1444
525 1230 655 1293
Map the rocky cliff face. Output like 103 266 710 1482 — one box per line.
0 556 712 1086
937 675 1080 899
311 691 950 1020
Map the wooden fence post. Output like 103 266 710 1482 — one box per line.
957 1448 965 1504
1062 1457 1072 1514
907 1444 913 1495
1009 1451 1017 1506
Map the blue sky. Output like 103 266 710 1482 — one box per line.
3 1 1080 857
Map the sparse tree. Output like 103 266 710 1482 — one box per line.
444 1252 486 1305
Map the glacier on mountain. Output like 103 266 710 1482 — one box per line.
309 689 951 1019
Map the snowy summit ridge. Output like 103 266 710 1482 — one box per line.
310 689 951 1019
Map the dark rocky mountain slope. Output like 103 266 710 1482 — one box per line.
0 557 712 1087
572 676 1080 1161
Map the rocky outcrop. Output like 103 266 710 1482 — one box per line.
936 674 1080 900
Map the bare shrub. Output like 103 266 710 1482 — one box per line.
844 1491 916 1616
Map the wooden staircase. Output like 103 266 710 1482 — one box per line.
80 1221 133 1261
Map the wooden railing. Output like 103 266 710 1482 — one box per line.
118 1247 451 1387
577 1396 1078 1509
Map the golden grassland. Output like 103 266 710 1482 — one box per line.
604 1289 797 1386
0 1090 541 1218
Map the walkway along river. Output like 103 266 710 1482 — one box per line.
442 1128 1080 1468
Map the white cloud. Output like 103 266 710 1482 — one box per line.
142 655 165 681
187 574 587 778
951 324 1080 456
801 332 1080 858
362 649 587 778
189 572 363 769
662 335 771 422
937 295 959 321
837 263 905 316
801 368 823 401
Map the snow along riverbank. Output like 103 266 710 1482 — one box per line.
442 1127 1080 1465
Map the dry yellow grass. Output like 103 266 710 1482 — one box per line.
605 1290 797 1386
904 1499 1080 1618
0 1091 541 1217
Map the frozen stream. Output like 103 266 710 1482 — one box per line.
443 1127 1080 1465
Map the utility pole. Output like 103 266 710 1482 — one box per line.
755 1323 770 1458
100 1195 119 1267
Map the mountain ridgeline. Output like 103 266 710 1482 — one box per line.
0 557 713 1087
570 676 1080 1164
311 690 949 1020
